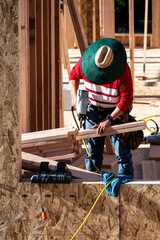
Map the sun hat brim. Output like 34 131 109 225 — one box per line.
81 38 127 85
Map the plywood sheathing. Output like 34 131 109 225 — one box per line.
120 185 160 240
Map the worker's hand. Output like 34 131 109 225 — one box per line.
93 119 111 135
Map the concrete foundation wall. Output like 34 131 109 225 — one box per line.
0 1 160 240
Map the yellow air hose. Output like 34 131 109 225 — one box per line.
71 108 160 240
71 107 117 239
139 115 160 133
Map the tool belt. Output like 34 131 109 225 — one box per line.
118 105 144 150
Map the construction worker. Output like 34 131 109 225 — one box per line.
69 38 134 179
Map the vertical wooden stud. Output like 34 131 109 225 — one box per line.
143 0 149 77
36 0 44 130
129 0 134 93
29 0 37 131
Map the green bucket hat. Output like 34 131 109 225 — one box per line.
81 38 127 85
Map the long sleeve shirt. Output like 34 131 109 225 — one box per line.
69 57 133 112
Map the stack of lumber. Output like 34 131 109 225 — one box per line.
22 127 81 164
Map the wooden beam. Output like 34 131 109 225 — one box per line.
22 152 102 182
67 0 88 55
129 0 135 91
92 0 96 42
76 121 146 140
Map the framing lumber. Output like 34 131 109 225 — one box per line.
143 0 149 77
99 0 115 38
76 121 146 140
149 144 160 160
60 11 71 78
142 160 157 180
104 136 115 154
22 152 102 182
19 0 30 133
22 127 77 144
67 0 88 55
43 0 51 130
36 0 43 131
129 0 135 90
29 0 37 132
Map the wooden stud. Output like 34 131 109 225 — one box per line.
29 0 37 131
129 0 135 93
19 0 30 133
99 0 115 38
67 0 88 55
60 11 71 78
143 0 149 77
36 0 44 131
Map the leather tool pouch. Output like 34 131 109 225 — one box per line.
118 105 144 150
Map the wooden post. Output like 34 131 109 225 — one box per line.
36 0 44 131
60 11 71 78
29 0 37 131
143 0 149 77
51 0 56 129
67 0 88 55
99 0 115 38
43 0 51 130
19 0 30 133
129 0 134 92
152 0 160 48
92 0 96 42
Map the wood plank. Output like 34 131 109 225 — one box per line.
60 11 71 78
55 0 60 128
142 160 157 180
143 0 149 76
67 0 88 55
22 152 102 182
99 0 115 38
36 0 43 131
22 127 77 144
19 0 30 133
104 136 114 155
43 0 50 130
102 155 118 169
51 0 56 128
29 0 37 131
149 144 160 160
22 141 74 154
129 0 134 92
76 121 146 140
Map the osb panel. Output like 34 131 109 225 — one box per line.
0 183 119 240
120 185 160 240
0 0 20 185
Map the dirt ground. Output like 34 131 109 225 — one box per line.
63 47 160 180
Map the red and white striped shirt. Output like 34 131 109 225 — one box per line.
70 57 133 112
